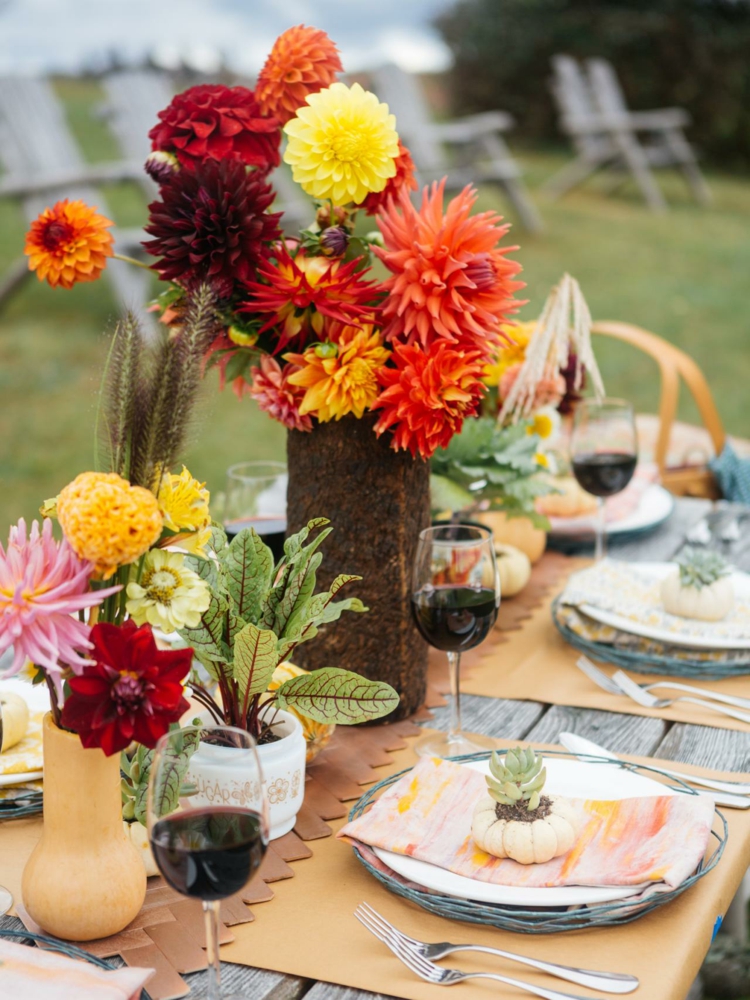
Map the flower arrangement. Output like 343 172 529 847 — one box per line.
175 517 399 739
24 24 525 462
0 284 221 754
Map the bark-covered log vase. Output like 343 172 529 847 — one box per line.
286 414 430 720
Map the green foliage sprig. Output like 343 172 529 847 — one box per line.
121 722 200 825
677 547 731 589
176 518 399 739
430 417 552 528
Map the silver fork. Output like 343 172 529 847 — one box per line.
359 918 609 1000
575 655 750 712
355 903 638 996
612 669 750 726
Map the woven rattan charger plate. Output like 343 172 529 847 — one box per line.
348 749 727 934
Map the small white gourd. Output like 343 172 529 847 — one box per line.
661 548 734 622
0 692 29 751
494 544 532 598
471 747 578 865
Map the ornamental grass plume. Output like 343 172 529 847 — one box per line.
375 180 525 353
24 199 114 289
285 325 391 422
372 340 487 459
99 313 149 481
283 81 399 205
0 519 119 688
56 472 163 580
149 84 281 170
256 25 343 125
250 355 313 432
242 245 378 353
61 620 191 756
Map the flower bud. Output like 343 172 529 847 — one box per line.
319 226 349 257
313 342 338 359
144 150 179 185
228 324 259 347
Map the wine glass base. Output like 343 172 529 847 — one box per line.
414 730 499 759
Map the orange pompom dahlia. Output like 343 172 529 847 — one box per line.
256 25 343 125
362 140 418 215
375 179 525 353
372 341 486 459
242 245 378 353
285 325 390 422
24 199 114 289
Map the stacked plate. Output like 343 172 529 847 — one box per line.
548 484 674 544
0 678 48 788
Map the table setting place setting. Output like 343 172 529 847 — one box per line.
2 21 750 1000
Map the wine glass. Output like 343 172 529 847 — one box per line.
225 461 288 562
411 524 500 758
147 725 268 1000
570 398 638 562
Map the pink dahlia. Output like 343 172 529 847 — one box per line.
0 519 119 690
250 355 313 432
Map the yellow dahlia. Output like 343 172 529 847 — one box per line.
283 82 399 206
57 472 163 580
483 320 535 386
126 549 210 632
24 199 114 289
157 466 210 534
285 324 391 422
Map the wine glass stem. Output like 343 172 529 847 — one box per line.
203 899 222 1000
595 497 607 562
447 651 462 742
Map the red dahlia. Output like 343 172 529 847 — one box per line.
143 160 281 298
149 84 281 171
60 620 191 756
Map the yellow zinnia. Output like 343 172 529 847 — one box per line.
483 320 536 387
283 82 399 206
285 325 390 422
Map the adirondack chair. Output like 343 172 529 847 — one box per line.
367 63 543 233
102 68 310 234
0 76 154 324
545 55 710 211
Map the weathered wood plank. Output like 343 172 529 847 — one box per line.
525 703 668 755
304 984 397 1000
654 723 750 773
182 965 311 1000
425 693 545 741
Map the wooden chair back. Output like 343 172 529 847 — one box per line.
586 59 630 117
550 55 611 160
368 63 446 175
591 321 726 498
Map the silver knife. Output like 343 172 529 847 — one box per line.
558 731 750 808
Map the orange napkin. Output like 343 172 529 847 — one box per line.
0 939 153 1000
339 756 714 890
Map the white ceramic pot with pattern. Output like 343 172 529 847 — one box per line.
187 710 306 841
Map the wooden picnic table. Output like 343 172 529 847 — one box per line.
1 495 747 1000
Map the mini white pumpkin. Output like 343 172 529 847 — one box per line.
471 747 578 865
494 544 532 598
0 691 29 752
661 548 734 622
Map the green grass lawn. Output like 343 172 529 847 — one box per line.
1 78 748 529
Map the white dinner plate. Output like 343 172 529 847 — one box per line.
580 564 750 650
372 756 677 908
0 678 50 786
548 483 674 540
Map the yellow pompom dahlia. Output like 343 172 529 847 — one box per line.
283 81 399 206
57 472 163 579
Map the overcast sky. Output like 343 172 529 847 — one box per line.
0 0 456 75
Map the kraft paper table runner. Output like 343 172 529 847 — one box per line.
457 555 750 732
220 733 750 1000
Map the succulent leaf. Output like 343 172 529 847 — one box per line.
486 747 548 810
676 547 730 590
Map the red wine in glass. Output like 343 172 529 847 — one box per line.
150 807 267 901
224 516 287 562
571 452 637 497
411 585 498 652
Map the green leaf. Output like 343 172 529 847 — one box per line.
233 622 279 698
268 525 332 636
275 667 399 725
178 593 228 665
223 528 274 623
430 473 475 515
282 517 330 563
150 728 201 820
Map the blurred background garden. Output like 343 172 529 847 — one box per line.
1 0 749 531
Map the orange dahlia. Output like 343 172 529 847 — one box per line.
375 179 525 354
362 140 418 216
250 355 312 432
242 245 378 353
372 341 486 459
285 324 390 422
24 199 114 290
256 25 343 125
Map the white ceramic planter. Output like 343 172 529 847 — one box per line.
187 710 306 841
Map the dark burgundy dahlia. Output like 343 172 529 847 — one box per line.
149 84 281 171
143 159 282 298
